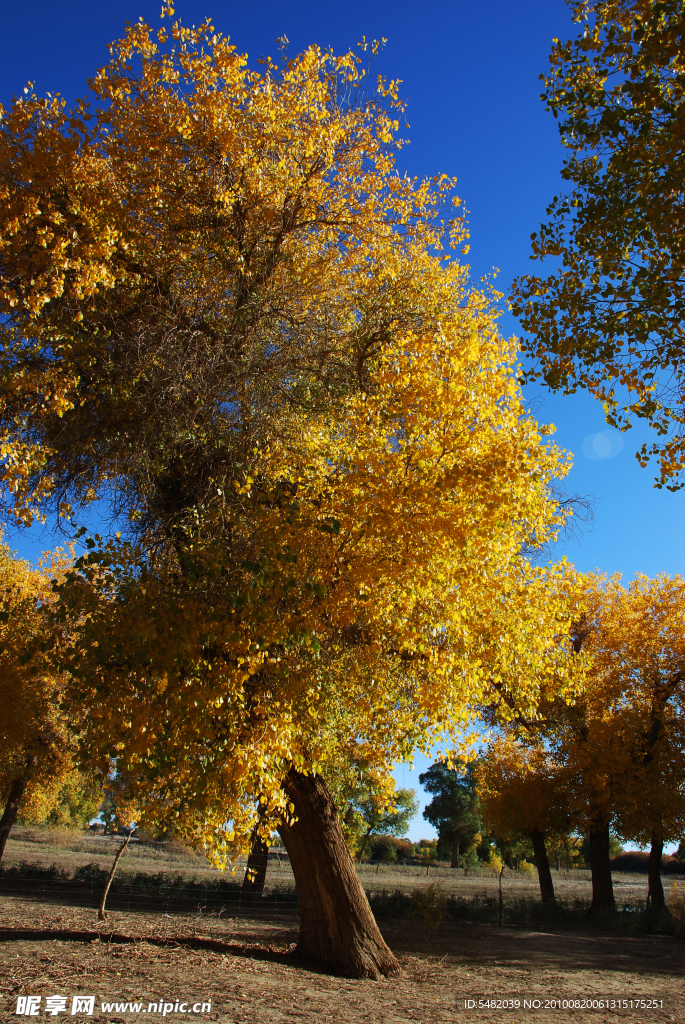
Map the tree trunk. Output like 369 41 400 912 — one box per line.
529 828 555 903
647 831 665 909
0 778 26 864
277 768 399 979
451 833 460 869
588 820 615 912
241 828 269 904
98 833 131 921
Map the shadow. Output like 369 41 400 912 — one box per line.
0 927 295 967
381 919 685 977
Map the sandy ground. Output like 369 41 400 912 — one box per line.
0 893 683 1024
2 829 683 1023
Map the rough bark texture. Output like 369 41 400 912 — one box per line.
530 828 555 903
647 832 665 909
588 820 615 912
241 830 269 904
0 778 26 864
451 833 460 869
277 768 399 979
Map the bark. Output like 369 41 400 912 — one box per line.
98 834 131 921
451 833 460 869
0 778 26 864
647 832 665 909
529 828 555 903
277 768 399 979
241 828 269 904
588 820 615 912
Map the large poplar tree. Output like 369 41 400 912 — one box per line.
0 11 580 975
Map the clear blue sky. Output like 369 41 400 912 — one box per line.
2 1 682 844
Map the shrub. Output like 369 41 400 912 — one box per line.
367 835 413 862
667 882 685 939
410 883 449 939
73 862 110 885
486 850 503 873
610 852 685 875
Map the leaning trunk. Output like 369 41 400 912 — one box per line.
451 832 460 869
0 778 26 864
529 828 555 903
241 828 269 904
98 834 131 921
647 831 665 909
277 767 399 979
588 819 615 912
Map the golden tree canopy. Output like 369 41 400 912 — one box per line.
0 13 581 860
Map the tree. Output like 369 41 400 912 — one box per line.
348 786 418 859
419 761 481 869
476 736 572 903
0 11 580 976
531 572 685 911
511 0 685 489
20 770 102 829
0 537 75 862
585 574 685 908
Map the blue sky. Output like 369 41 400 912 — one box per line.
2 1 683 844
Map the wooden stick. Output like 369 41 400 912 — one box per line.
98 833 132 921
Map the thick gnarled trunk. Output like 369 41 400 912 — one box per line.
241 829 269 904
0 778 26 864
588 819 615 912
647 832 665 909
278 768 399 979
529 828 555 903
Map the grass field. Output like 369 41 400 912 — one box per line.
1 827 684 1023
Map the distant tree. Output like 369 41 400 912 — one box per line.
0 537 76 862
476 736 572 903
579 834 624 866
348 784 418 859
524 572 685 911
419 761 481 868
20 770 102 829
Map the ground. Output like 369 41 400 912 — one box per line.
0 829 683 1024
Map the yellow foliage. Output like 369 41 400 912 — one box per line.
486 849 503 873
0 13 585 864
0 534 76 823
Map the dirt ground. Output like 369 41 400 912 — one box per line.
1 894 683 1024
1 830 683 1024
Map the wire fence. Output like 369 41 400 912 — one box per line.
0 866 300 922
